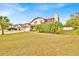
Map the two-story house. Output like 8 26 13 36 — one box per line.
31 14 59 25
24 14 60 32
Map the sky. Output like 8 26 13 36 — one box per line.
0 3 79 24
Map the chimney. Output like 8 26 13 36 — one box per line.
53 13 59 22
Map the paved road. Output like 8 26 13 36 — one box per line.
0 31 24 35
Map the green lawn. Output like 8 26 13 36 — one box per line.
0 32 79 56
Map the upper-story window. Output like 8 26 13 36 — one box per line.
34 21 37 24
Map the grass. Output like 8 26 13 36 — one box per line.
0 32 79 56
61 30 77 35
59 29 79 35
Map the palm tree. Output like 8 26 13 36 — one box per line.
0 16 10 35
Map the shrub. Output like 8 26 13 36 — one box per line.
55 28 64 34
34 22 63 34
47 22 63 33
75 29 79 35
34 24 43 32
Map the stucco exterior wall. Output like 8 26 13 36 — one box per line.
31 18 45 25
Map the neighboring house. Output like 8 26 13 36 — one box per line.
7 23 31 32
7 24 22 31
14 24 23 30
21 23 31 32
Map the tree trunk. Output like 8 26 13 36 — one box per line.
1 25 4 35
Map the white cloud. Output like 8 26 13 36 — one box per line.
37 4 52 11
37 3 68 11
16 7 28 11
57 3 66 7
38 5 51 11
0 11 11 16
30 11 43 17
5 3 29 12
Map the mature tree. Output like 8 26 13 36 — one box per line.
0 16 10 35
66 12 79 29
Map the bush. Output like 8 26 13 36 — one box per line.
34 22 63 34
47 22 63 33
55 28 64 34
75 29 79 35
34 24 43 32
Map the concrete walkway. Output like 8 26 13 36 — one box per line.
0 31 24 35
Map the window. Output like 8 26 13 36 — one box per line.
34 21 37 24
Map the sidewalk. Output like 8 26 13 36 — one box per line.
0 31 24 35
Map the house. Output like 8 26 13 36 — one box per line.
24 14 60 32
31 14 59 25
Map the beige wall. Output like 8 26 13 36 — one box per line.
31 18 45 25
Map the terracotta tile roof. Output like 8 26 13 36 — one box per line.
44 18 55 24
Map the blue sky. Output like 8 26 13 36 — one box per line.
0 3 79 24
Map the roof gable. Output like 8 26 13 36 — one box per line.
30 17 44 23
